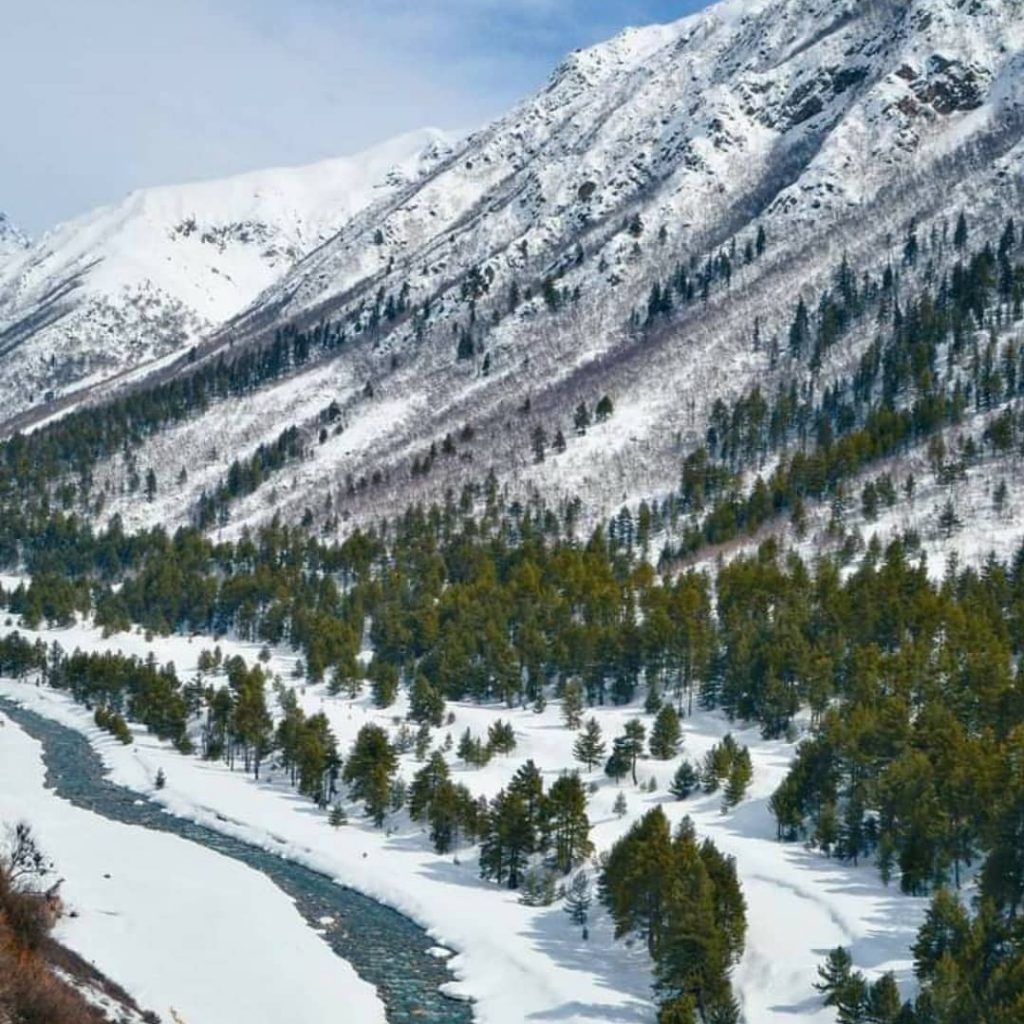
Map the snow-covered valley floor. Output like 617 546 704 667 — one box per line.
0 705 385 1024
0 614 929 1023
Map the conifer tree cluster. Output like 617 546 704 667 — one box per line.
700 735 753 808
408 751 480 854
601 809 746 1023
479 761 592 888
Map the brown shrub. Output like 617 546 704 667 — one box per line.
0 821 106 1023
1 890 51 953
0 946 105 1023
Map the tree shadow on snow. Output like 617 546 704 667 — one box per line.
522 903 654 1022
708 796 926 985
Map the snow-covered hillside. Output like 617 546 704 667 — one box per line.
0 129 455 418
30 0 1020 541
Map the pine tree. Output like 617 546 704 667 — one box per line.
613 791 628 817
458 727 490 766
480 788 534 889
621 719 647 785
392 723 415 756
509 760 545 834
789 297 811 358
487 719 517 755
817 947 853 999
605 739 631 784
814 800 840 857
424 779 456 853
230 665 274 779
547 773 593 872
574 717 606 771
562 680 585 729
342 724 398 827
409 751 450 822
911 890 970 981
519 867 549 906
542 276 561 311
699 837 747 969
836 975 868 1024
654 824 731 1010
329 804 347 828
937 499 962 539
456 330 474 361
723 747 753 808
903 225 919 267
645 681 664 715
701 734 746 796
293 713 341 808
981 778 1024 916
370 661 399 708
414 722 431 761
994 478 1009 514
573 402 591 435
954 211 968 251
409 675 445 727
650 704 682 760
669 761 699 800
816 947 870 1022
532 425 548 464
865 973 902 1024
564 870 592 935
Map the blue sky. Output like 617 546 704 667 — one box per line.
2 0 711 234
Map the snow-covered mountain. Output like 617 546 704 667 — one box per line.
232 0 1021 320
0 213 29 266
0 129 455 416
7 0 1024 539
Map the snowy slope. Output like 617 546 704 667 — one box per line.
0 129 455 417
236 0 1024 333
71 0 1024 540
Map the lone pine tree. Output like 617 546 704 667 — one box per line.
574 717 606 771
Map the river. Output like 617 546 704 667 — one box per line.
0 698 474 1024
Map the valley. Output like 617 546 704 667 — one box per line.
3 1 1024 1022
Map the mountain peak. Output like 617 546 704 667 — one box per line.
0 212 29 259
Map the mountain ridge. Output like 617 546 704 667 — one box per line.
3 0 1024 546
0 128 456 417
